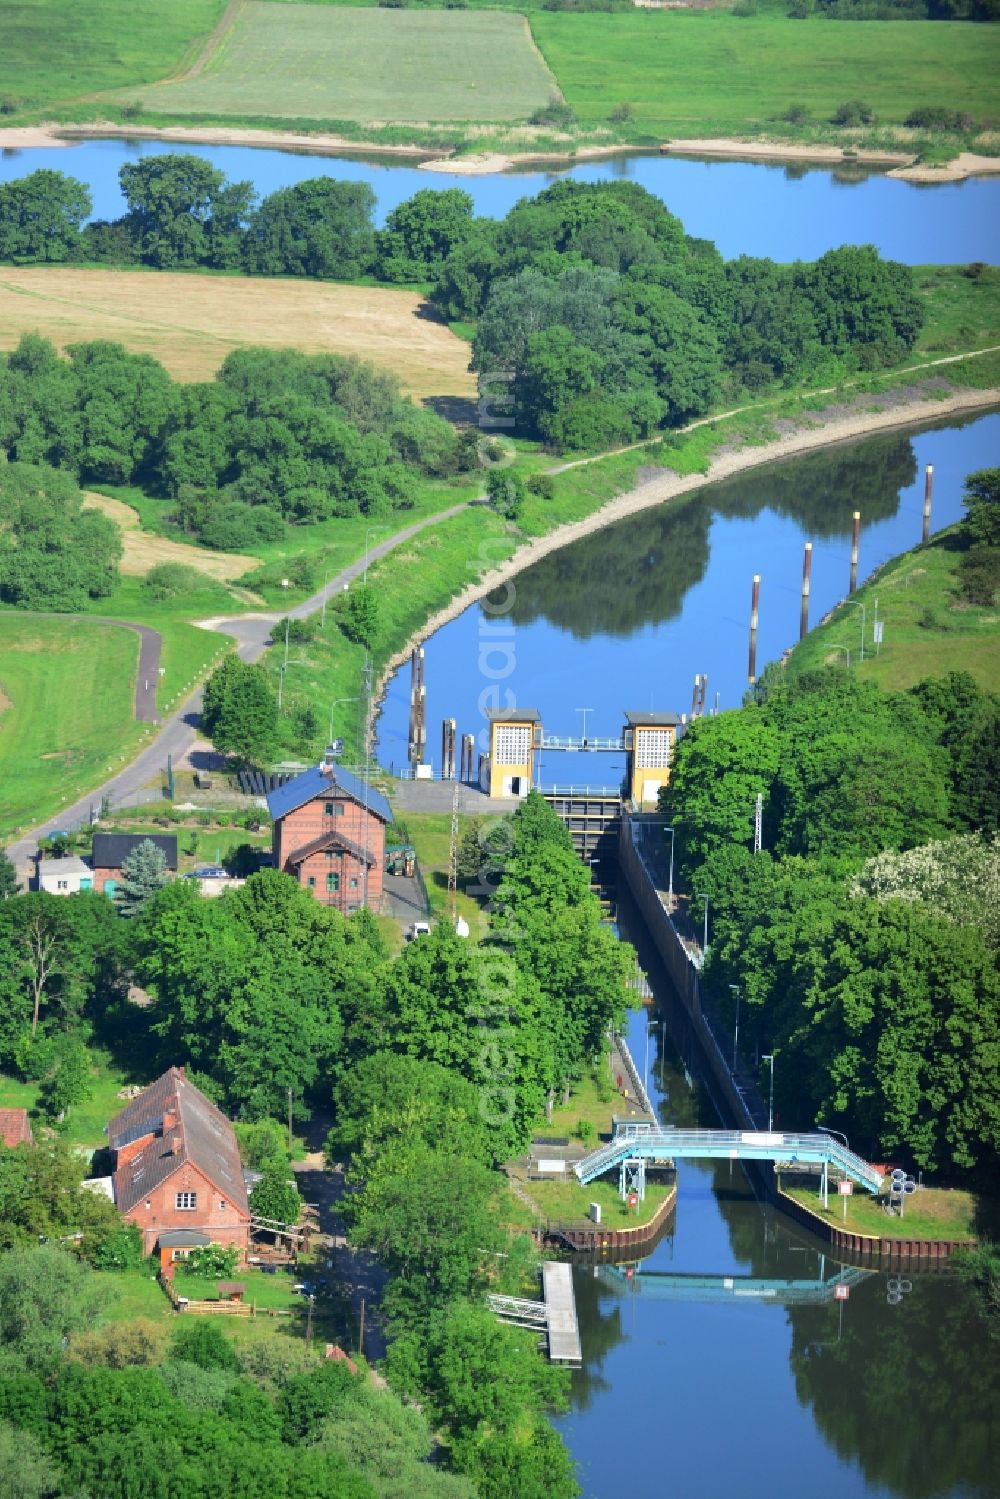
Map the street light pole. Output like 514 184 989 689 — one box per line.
729 984 741 1072
328 696 360 749
576 707 594 746
697 892 709 958
665 824 675 912
817 1124 849 1151
763 1054 775 1132
859 603 866 663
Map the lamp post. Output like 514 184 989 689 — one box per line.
859 602 866 664
576 707 594 746
835 645 851 669
696 892 709 959
328 696 360 750
363 527 381 588
762 1053 775 1132
664 823 675 911
729 983 741 1072
817 1124 849 1151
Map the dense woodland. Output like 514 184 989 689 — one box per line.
1 163 924 450
0 796 628 1496
659 470 1000 1182
0 334 476 566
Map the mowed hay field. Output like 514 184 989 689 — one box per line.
81 493 256 581
0 615 146 837
531 12 1000 135
117 5 557 122
0 268 476 402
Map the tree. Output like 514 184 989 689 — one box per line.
0 1419 63 1499
249 1168 301 1227
341 584 381 646
114 839 170 919
0 1138 119 1250
659 711 781 879
119 154 242 268
0 170 90 262
961 465 1000 548
200 658 279 767
376 188 475 282
802 245 923 369
37 1037 92 1122
244 179 376 279
328 1052 493 1168
0 461 121 609
169 1319 240 1373
486 467 525 520
0 1245 108 1373
0 849 20 899
67 341 175 484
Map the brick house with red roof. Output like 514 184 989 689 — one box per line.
106 1066 250 1260
266 750 392 913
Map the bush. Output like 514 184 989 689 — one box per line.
787 0 812 14
575 1119 597 1146
142 562 203 599
200 501 285 550
905 106 975 132
783 103 810 123
183 1243 240 1280
609 102 635 123
957 546 1000 606
0 96 22 116
85 1222 145 1272
486 468 526 520
171 1318 240 1371
273 615 316 644
527 473 556 500
833 99 875 126
732 0 758 14
529 101 577 129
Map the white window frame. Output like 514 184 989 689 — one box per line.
175 1191 198 1210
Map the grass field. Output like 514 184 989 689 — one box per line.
788 526 1000 694
82 493 256 582
0 0 225 114
531 11 1000 137
0 614 148 838
781 1182 979 1239
0 268 476 403
115 4 557 123
0 1053 136 1151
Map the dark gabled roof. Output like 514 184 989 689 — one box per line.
485 708 541 724
107 1067 249 1219
157 1229 212 1249
624 711 681 727
266 762 392 826
285 830 376 868
91 833 178 871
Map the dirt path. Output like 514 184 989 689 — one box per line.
293 1150 388 1364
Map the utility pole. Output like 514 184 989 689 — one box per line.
287 1086 293 1152
447 776 460 922
358 1297 366 1358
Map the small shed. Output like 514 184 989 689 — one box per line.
157 1228 212 1279
216 1281 246 1303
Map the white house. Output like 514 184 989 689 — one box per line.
37 857 93 895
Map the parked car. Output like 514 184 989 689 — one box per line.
405 921 431 941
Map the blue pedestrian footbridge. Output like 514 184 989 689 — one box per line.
574 1124 885 1195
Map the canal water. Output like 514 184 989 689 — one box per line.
1 137 998 263
376 409 1000 785
553 895 999 1499
2 135 997 1499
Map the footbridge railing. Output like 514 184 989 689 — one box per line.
575 1124 885 1194
595 1263 873 1305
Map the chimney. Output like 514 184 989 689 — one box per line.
170 1134 182 1155
176 1065 185 1079
162 1109 177 1132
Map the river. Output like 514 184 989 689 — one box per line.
0 138 998 262
3 135 998 1499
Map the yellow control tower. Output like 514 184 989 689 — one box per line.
485 708 542 799
623 711 680 807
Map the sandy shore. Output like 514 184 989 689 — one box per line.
5 121 998 181
374 384 1000 706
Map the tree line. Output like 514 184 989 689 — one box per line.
1 163 924 451
0 334 476 559
658 472 1000 1181
0 794 629 1494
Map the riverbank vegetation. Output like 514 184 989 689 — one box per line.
780 1181 979 1239
660 468 1000 1186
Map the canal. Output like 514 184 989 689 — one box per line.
553 895 999 1499
2 133 997 1499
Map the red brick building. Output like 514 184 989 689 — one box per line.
266 751 392 913
106 1066 250 1260
91 833 178 897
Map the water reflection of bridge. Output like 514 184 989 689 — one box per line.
597 1263 873 1305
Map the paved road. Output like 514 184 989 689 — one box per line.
9 500 479 881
